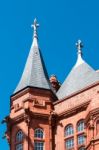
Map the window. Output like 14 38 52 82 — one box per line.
16 144 23 150
65 138 74 149
34 142 44 150
65 124 74 136
16 130 23 142
77 120 84 132
34 128 43 139
34 128 44 150
16 130 23 150
78 134 85 145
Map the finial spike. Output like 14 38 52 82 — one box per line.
76 39 83 56
31 18 39 38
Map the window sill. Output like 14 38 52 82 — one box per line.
64 135 74 140
34 138 45 142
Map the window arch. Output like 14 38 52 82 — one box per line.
34 128 44 139
77 120 84 132
65 124 74 136
16 130 23 143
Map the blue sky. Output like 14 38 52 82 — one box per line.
0 0 99 149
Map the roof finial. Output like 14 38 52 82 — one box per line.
31 18 39 38
76 39 83 56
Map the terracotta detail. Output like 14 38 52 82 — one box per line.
3 83 99 150
50 75 60 92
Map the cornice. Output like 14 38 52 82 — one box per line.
11 86 57 102
55 100 90 119
8 110 50 125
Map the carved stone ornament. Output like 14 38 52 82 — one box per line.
89 116 94 129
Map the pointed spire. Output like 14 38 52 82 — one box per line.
14 19 52 94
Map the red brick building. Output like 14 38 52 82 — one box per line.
4 19 99 150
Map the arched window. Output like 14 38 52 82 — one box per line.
65 124 74 136
77 120 84 132
15 130 23 150
96 120 99 135
34 128 44 139
16 130 23 142
34 128 44 150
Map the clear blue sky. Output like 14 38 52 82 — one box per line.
0 0 99 149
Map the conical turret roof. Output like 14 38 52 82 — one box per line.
14 19 52 94
57 40 99 99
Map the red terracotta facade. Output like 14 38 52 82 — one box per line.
4 81 99 150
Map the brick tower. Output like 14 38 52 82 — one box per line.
4 19 57 150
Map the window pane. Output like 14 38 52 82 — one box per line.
34 142 44 150
65 138 74 149
34 129 43 138
77 120 84 132
65 125 74 136
78 134 85 145
16 130 23 142
16 144 23 150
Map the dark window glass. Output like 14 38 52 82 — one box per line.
65 138 74 149
16 130 23 142
65 124 74 136
78 134 85 145
34 129 43 139
77 120 84 132
34 142 44 150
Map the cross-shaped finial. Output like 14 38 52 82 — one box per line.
31 18 39 38
31 18 39 31
76 40 83 56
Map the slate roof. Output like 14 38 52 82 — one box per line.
57 41 99 99
14 20 52 94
